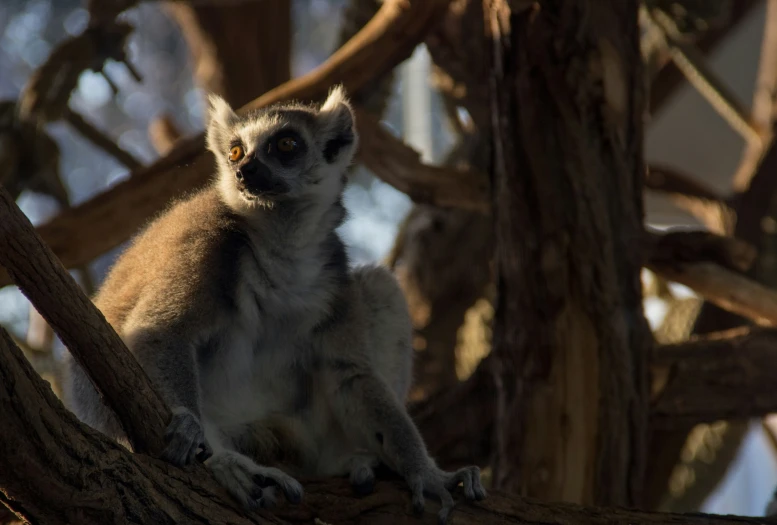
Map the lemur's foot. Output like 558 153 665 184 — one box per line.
404 463 487 524
206 450 303 510
160 407 212 466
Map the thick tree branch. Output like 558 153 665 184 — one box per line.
643 229 777 326
5 319 767 525
648 261 777 326
486 0 651 505
0 0 452 289
164 0 291 108
415 325 777 469
0 185 168 455
239 0 451 115
644 229 756 272
0 326 266 525
355 109 489 212
652 327 777 427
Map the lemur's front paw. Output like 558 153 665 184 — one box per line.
404 463 487 524
206 450 304 511
161 407 212 466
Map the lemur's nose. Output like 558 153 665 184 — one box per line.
237 158 268 181
237 157 276 194
240 159 259 177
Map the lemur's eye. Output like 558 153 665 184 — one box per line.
229 145 244 162
276 137 298 153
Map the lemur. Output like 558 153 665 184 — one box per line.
63 86 486 523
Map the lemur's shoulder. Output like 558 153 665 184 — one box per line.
94 187 251 330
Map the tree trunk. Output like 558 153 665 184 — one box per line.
486 0 652 507
165 1 290 107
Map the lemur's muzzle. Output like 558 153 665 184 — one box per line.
236 158 290 198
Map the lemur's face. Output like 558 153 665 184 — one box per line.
206 87 358 213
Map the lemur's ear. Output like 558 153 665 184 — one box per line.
205 93 238 155
317 85 358 165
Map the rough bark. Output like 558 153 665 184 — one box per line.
0 327 267 525
0 185 168 456
652 327 777 426
165 1 290 108
4 322 777 525
486 0 652 506
0 0 450 289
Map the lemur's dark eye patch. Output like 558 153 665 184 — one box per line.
265 130 307 165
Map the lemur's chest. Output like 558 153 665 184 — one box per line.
199 323 318 425
243 243 340 332
199 281 329 426
199 232 345 426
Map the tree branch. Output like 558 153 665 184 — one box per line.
647 260 777 326
0 324 271 525
643 228 777 326
238 0 452 115
354 109 490 212
644 229 756 273
651 327 777 427
649 1 760 114
732 0 777 191
0 0 453 289
645 164 732 230
646 8 762 147
1 322 773 524
62 107 143 170
415 325 777 469
0 185 168 455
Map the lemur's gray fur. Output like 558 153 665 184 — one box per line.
63 86 486 521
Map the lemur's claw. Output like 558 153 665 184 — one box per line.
404 464 486 523
161 408 209 467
